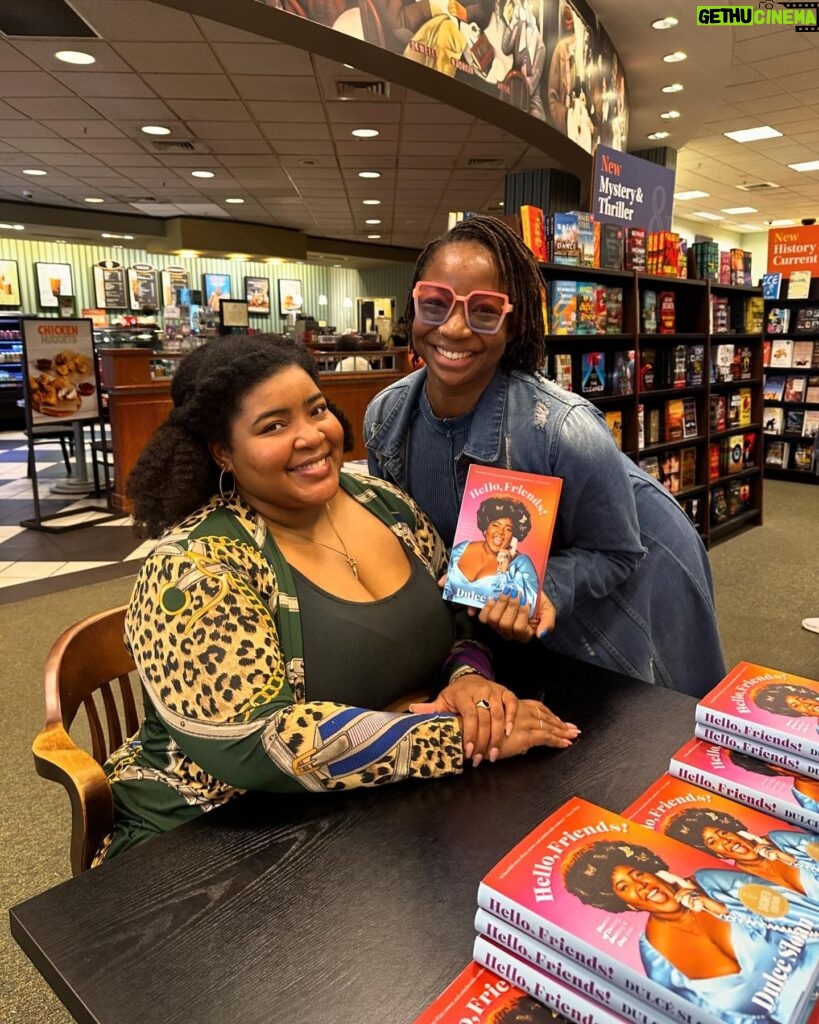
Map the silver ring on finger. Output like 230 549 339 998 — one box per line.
475 698 490 710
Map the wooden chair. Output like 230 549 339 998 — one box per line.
33 606 139 875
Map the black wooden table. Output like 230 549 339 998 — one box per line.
10 671 696 1024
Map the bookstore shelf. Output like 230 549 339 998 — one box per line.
541 262 764 546
762 295 819 485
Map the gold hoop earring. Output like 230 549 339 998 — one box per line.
218 467 236 501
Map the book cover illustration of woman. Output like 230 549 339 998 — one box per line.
563 838 819 1024
445 496 540 610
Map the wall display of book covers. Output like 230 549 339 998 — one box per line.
278 278 303 317
92 261 127 310
127 265 159 311
203 273 231 313
245 276 271 316
34 262 73 310
0 259 21 308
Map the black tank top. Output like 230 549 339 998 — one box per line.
292 548 454 708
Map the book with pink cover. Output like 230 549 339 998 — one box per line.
694 723 819 781
668 737 819 832
624 773 819 899
411 960 558 1023
696 662 819 761
442 465 561 613
477 796 819 1024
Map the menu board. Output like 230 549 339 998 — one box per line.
93 261 128 309
22 318 101 425
128 264 159 311
162 266 190 307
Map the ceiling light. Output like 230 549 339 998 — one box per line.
675 190 709 200
723 125 782 143
352 128 379 138
358 171 381 179
228 254 248 260
721 206 757 215
367 234 381 239
660 110 680 120
225 197 245 204
22 168 47 176
647 131 670 140
101 232 134 239
55 50 95 65
362 199 381 205
652 16 678 29
365 218 381 225
662 83 684 93
333 264 342 268
663 51 687 63
178 250 199 258
766 219 795 227
191 170 215 178
343 64 354 69
84 197 104 203
789 160 819 172
0 223 24 230
691 211 724 221
141 125 171 136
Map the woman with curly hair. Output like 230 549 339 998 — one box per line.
750 682 819 721
93 334 577 863
563 838 819 1023
364 214 725 697
446 496 540 610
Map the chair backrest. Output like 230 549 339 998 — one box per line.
34 606 139 874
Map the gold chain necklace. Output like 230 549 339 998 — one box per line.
273 503 359 579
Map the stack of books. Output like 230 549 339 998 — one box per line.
416 661 819 1024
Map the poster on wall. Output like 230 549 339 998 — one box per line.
220 300 250 329
128 264 159 311
203 273 232 313
93 261 128 309
278 278 303 317
0 260 21 308
245 276 271 316
592 145 674 232
22 318 101 426
34 262 74 310
162 266 190 307
254 0 627 155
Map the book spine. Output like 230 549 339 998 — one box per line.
474 910 661 1024
693 723 819 780
668 758 819 831
477 884 721 1024
694 706 819 760
472 935 631 1024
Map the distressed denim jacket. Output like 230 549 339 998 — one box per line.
364 368 725 696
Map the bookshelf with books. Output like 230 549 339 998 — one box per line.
761 296 819 484
541 262 763 546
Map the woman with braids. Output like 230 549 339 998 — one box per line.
364 214 724 698
447 496 540 610
563 838 819 1023
93 334 576 863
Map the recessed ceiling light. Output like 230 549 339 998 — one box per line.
362 199 381 206
101 232 134 239
723 125 782 143
674 190 709 200
652 16 678 29
721 206 757 215
228 254 248 260
766 219 795 227
55 50 95 65
789 160 819 172
647 131 670 140
367 234 381 239
365 218 381 225
663 51 687 63
352 128 379 138
225 197 245 204
691 211 724 221
0 223 24 230
358 171 381 179
343 64 354 69
141 125 171 136
660 110 680 120
662 83 684 94
178 250 199 258
84 197 104 203
22 168 47 176
191 170 215 178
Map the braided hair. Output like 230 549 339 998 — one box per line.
126 333 352 539
406 214 546 375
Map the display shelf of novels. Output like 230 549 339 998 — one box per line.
761 296 819 484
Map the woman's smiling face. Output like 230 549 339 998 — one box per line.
412 241 510 415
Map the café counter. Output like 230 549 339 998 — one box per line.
99 347 406 511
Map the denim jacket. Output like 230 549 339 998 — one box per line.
364 368 725 696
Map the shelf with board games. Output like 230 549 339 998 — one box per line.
541 262 764 546
761 295 819 484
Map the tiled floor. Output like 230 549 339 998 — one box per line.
0 430 152 600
